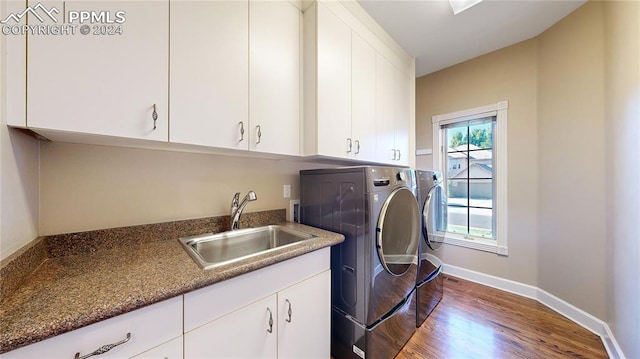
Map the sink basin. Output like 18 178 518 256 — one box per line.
179 225 317 270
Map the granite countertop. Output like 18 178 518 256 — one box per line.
0 219 343 354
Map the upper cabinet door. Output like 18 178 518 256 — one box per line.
351 32 377 162
394 69 411 166
170 0 249 150
27 1 169 141
249 1 300 156
316 4 352 158
376 54 396 163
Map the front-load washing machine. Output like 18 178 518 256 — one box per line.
414 170 448 327
300 166 420 359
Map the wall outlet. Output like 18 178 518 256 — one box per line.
289 199 300 223
283 184 291 198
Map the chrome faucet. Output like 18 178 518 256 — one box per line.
230 190 257 230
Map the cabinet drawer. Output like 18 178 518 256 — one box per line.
131 335 183 359
3 296 183 359
184 247 330 332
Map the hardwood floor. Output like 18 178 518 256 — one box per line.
397 275 608 359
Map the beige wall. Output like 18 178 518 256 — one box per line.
415 39 539 286
0 0 40 261
537 0 607 320
603 1 640 357
39 142 327 235
417 1 639 344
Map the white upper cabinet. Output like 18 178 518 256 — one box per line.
376 55 411 166
14 0 413 163
376 53 396 163
304 1 415 165
394 68 411 166
351 32 377 162
27 1 169 141
171 0 300 156
249 1 301 156
170 0 249 150
313 2 352 158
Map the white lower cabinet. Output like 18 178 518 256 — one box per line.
131 336 183 359
183 248 330 359
2 296 183 359
184 271 330 359
185 294 277 358
277 271 331 359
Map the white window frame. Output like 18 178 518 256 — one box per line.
432 101 508 256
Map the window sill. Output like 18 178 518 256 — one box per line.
439 232 508 256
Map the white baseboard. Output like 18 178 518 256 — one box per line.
442 264 626 359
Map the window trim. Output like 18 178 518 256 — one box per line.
432 101 508 256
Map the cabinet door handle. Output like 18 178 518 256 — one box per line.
266 308 274 333
239 121 245 142
392 149 397 160
256 125 262 145
354 140 360 155
347 138 352 153
397 149 401 161
152 104 158 130
285 299 292 323
74 333 131 359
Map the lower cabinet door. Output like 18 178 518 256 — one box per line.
184 294 277 359
131 335 183 359
277 270 331 359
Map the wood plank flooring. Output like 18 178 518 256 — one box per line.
397 275 608 359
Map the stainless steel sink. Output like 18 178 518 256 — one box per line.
179 225 317 270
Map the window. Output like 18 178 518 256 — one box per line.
432 101 508 255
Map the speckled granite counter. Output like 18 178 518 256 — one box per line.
0 211 343 354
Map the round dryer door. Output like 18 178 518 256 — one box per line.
376 187 420 276
424 183 447 250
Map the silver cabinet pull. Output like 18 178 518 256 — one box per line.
266 308 274 333
392 149 398 160
256 125 262 145
397 149 401 161
285 299 292 323
354 140 360 155
239 121 245 142
152 104 158 130
74 333 131 359
347 138 352 153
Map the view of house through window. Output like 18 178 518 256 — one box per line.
443 116 496 239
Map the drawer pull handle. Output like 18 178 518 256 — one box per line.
266 308 274 333
285 299 293 323
74 333 131 359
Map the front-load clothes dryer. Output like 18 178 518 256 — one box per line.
300 166 420 359
414 170 448 327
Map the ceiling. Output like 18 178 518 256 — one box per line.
358 0 587 77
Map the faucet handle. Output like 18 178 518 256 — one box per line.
231 192 240 211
